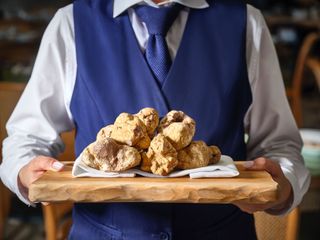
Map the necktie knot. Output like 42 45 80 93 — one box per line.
134 4 182 84
135 4 182 36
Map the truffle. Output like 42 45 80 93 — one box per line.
81 138 141 172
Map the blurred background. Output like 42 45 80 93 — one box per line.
0 0 319 239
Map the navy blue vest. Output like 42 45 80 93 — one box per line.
69 0 255 239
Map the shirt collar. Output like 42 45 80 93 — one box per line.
113 0 209 18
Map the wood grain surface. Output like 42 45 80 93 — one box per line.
29 162 278 204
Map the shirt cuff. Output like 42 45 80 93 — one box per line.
266 166 303 215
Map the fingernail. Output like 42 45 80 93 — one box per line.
52 161 64 170
243 161 254 168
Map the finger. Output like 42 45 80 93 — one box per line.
233 202 257 214
30 157 64 172
19 157 64 189
28 170 46 184
243 158 281 179
234 201 273 214
237 206 257 214
41 202 50 206
237 202 272 211
233 203 252 214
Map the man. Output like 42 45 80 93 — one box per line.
0 0 310 239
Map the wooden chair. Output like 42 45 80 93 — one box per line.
286 32 320 127
306 57 320 91
254 208 300 240
0 81 26 239
0 82 74 240
0 82 25 239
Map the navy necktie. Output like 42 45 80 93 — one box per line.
135 4 182 84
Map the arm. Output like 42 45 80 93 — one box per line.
239 5 310 214
0 5 75 205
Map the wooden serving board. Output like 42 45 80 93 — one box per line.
29 162 278 204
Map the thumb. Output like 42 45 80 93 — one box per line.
243 157 280 179
30 156 64 172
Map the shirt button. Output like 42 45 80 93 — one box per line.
159 232 170 240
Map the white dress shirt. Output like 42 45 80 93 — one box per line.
0 0 310 214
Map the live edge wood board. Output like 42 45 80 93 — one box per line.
29 161 278 204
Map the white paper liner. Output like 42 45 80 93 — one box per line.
72 154 239 179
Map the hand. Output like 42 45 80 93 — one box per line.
18 156 64 200
233 157 293 214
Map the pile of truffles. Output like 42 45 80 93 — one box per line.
81 108 221 176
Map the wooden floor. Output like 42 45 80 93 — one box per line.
5 218 44 240
3 194 43 240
